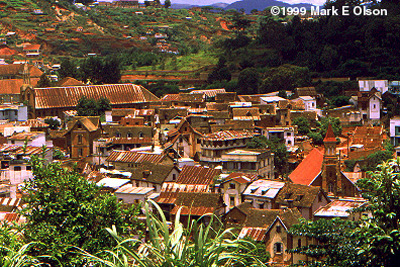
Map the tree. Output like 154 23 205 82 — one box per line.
76 96 111 116
329 95 350 108
164 0 171 8
292 116 310 135
37 73 51 88
260 64 311 93
237 68 260 95
22 156 143 265
207 57 231 84
59 58 77 79
44 118 61 130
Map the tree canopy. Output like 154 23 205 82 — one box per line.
76 96 111 116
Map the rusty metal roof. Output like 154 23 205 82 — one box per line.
0 144 51 155
19 119 49 128
106 151 164 163
202 130 255 141
157 183 210 204
161 94 180 101
34 84 159 109
239 227 267 242
314 198 367 218
8 132 44 141
176 165 221 185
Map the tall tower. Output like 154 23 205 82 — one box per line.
22 63 31 86
322 124 341 196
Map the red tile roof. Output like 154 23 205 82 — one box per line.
176 165 221 185
0 79 40 94
324 124 336 143
54 77 85 87
161 94 180 101
0 64 43 77
34 84 159 109
289 148 324 185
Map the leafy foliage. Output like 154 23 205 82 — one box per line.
44 118 60 130
292 116 310 135
37 73 52 88
76 96 111 116
21 156 141 265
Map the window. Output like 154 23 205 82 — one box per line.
229 183 236 189
230 196 235 207
328 183 334 193
115 132 121 138
318 194 322 202
78 134 83 145
139 132 144 138
78 148 83 157
172 173 176 181
26 166 31 171
276 225 281 233
298 238 302 248
274 243 283 254
14 166 21 171
127 132 132 138
259 203 264 209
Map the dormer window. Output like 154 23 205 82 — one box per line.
127 132 132 138
139 132 144 138
229 183 236 189
296 195 303 201
115 132 121 138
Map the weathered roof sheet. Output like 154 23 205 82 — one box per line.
314 198 367 218
97 178 130 189
34 84 159 109
176 165 221 185
106 151 165 164
115 184 154 195
190 88 226 98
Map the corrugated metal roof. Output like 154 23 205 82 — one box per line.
243 179 285 199
176 165 221 185
115 184 154 194
106 151 164 163
239 227 267 241
0 144 51 155
35 84 159 109
314 198 367 218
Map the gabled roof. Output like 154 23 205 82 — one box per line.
66 116 100 133
54 77 85 87
0 78 40 94
176 165 221 185
34 84 159 109
324 124 336 143
190 88 226 98
126 163 179 184
221 172 257 185
0 64 42 77
275 183 328 208
232 203 302 241
289 148 324 186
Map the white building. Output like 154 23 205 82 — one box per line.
263 126 296 147
242 179 285 209
390 117 400 156
294 96 316 111
358 80 388 94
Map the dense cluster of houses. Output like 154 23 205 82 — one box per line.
0 63 394 265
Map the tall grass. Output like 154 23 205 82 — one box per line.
79 200 267 267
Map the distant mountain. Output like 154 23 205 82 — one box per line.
225 0 315 13
171 2 230 9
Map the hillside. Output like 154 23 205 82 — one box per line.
0 0 238 64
